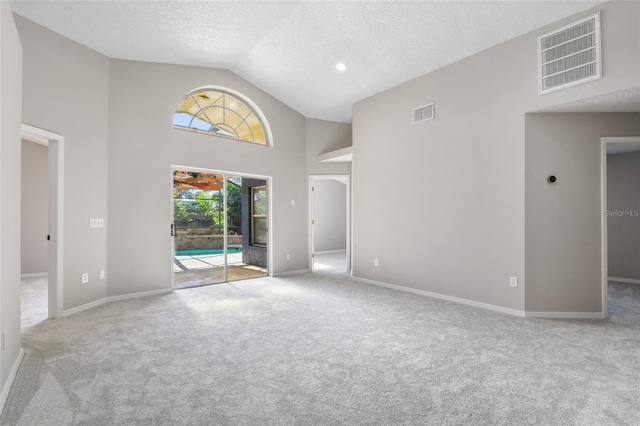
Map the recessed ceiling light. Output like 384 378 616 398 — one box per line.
335 63 347 72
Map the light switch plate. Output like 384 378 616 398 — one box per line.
89 218 104 228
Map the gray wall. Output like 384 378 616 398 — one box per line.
9 1 640 324
313 179 347 253
16 16 110 311
107 59 309 297
352 1 639 312
525 113 640 313
305 118 352 176
1 0 23 402
21 140 48 275
607 151 640 281
15 16 351 310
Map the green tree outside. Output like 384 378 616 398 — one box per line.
173 180 242 234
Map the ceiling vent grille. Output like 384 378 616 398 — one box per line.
538 13 601 95
413 102 434 124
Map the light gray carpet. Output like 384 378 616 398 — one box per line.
313 251 348 275
19 277 48 330
2 276 639 425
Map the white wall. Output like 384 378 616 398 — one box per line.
525 113 640 313
107 59 309 296
305 118 351 176
313 179 347 253
352 1 640 312
607 151 640 281
1 0 23 406
16 16 110 311
20 140 48 275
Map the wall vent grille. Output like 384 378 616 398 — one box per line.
412 102 434 124
538 13 601 95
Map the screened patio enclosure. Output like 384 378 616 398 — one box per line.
172 170 268 289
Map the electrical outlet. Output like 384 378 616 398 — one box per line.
99 270 105 280
286 254 291 261
374 258 379 267
510 276 518 288
291 200 295 206
82 273 89 284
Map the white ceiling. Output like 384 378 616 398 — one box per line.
9 0 616 123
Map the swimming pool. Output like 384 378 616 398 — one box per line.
175 248 242 256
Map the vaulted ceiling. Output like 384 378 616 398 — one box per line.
10 0 614 123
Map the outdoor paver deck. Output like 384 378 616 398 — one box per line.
173 252 266 289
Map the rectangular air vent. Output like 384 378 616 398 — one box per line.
412 102 434 124
538 13 601 95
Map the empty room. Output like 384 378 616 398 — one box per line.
1 1 639 424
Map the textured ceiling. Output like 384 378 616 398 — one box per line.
10 0 612 123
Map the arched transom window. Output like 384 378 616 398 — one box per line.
174 88 269 146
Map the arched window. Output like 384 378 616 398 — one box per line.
173 88 270 146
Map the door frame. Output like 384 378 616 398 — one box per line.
21 124 64 319
308 175 351 273
600 136 640 319
170 165 272 288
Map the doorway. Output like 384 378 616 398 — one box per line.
21 124 64 319
171 167 270 289
309 175 351 274
20 139 49 325
601 136 640 318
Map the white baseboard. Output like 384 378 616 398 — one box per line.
353 276 526 318
63 298 107 317
314 250 346 255
273 269 309 277
354 276 606 320
105 288 172 303
0 347 24 415
608 276 640 285
63 288 173 317
20 272 48 279
524 311 604 319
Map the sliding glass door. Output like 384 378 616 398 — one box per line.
172 169 268 289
